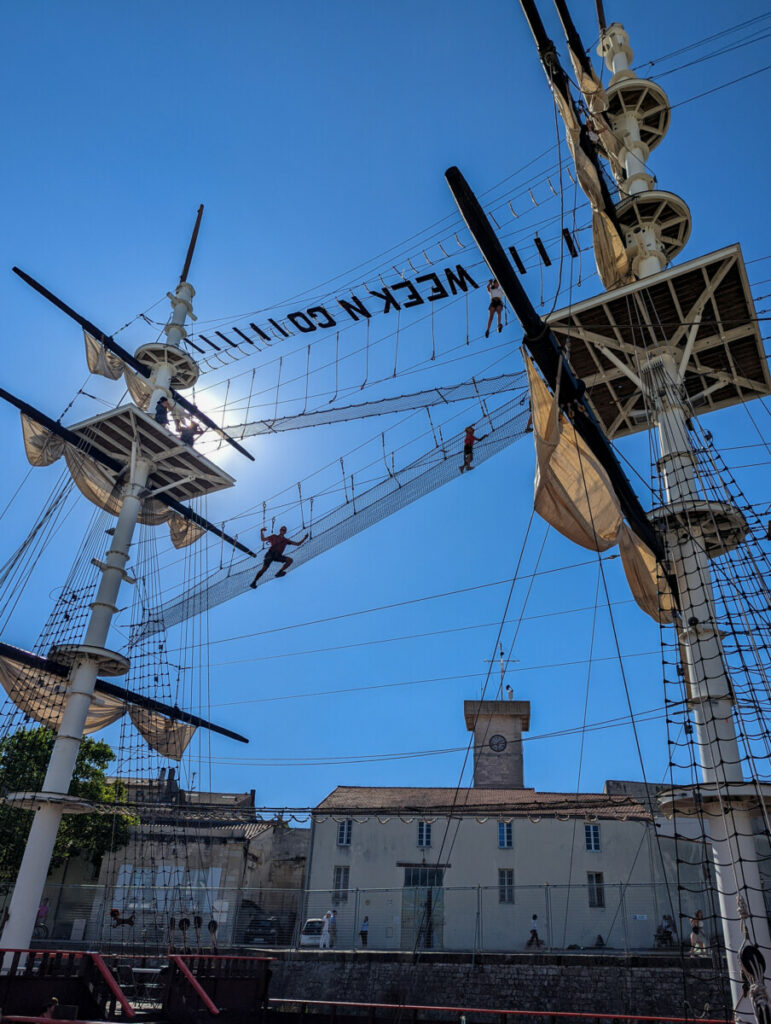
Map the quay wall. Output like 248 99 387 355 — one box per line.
268 951 728 1020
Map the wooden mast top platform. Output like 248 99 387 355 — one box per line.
69 402 235 504
545 244 770 439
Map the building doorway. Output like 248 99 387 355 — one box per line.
401 867 444 949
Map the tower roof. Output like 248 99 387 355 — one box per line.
464 699 530 731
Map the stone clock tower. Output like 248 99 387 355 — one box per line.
464 699 531 788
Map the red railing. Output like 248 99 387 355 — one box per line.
0 947 135 1020
172 953 273 961
169 953 220 1015
90 952 136 1019
268 999 730 1024
3 1018 108 1023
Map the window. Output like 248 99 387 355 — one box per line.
587 871 605 908
585 823 600 851
498 821 513 848
333 865 350 902
337 819 352 846
498 868 514 903
417 821 432 847
404 867 444 887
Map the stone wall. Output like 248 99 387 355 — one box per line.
269 951 728 1020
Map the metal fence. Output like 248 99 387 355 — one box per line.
0 879 715 955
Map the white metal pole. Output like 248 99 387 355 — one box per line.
0 454 152 951
598 23 633 76
645 352 771 1017
148 281 195 413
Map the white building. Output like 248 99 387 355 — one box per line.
29 769 309 949
304 699 709 951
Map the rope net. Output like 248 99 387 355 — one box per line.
138 394 532 636
231 373 523 437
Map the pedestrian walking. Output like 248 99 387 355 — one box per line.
320 912 331 950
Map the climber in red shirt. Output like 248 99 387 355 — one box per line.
459 424 487 474
249 526 308 587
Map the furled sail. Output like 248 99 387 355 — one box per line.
529 354 622 550
549 85 632 290
85 331 153 410
527 356 674 624
0 651 196 759
128 707 196 761
563 49 624 181
84 330 124 380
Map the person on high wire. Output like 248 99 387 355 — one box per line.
485 278 505 337
459 424 487 474
249 525 308 587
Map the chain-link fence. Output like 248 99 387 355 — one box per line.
0 880 719 954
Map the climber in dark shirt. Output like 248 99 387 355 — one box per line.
249 526 308 587
179 419 204 446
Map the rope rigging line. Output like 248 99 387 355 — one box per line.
178 195 592 394
402 508 540 961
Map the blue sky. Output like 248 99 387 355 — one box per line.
1 1 770 811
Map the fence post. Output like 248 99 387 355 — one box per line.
476 886 482 954
620 884 629 954
544 884 551 949
354 889 360 950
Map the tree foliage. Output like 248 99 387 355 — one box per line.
0 727 131 880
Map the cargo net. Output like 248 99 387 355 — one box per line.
137 391 531 637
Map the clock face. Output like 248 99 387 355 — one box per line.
489 734 507 752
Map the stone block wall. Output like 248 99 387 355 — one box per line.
269 951 728 1021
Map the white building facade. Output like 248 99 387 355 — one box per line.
304 699 708 952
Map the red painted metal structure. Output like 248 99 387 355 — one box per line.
0 948 134 1021
4 1017 112 1023
268 999 731 1024
163 952 273 1022
169 954 220 1015
90 952 135 1018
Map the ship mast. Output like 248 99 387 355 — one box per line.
595 23 771 1018
0 208 238 951
450 4 771 1017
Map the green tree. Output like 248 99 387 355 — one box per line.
0 727 131 881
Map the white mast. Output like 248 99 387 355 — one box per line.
597 24 771 1019
0 209 233 951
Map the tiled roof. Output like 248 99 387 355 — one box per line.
314 786 651 820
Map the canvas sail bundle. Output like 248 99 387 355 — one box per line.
127 707 195 761
85 332 154 410
84 330 124 380
20 414 205 550
0 652 196 759
563 48 625 182
526 356 674 624
549 85 631 291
